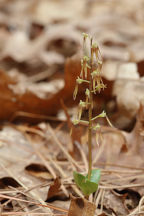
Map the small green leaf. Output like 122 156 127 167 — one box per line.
73 169 101 196
73 172 85 188
87 169 101 184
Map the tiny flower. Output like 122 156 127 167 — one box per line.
72 119 79 125
92 42 98 49
101 83 107 90
76 77 83 84
78 100 86 120
83 56 90 78
92 42 99 60
82 32 89 40
92 110 106 121
79 100 86 108
85 88 90 108
97 82 102 93
83 55 90 62
91 70 102 93
95 82 106 93
91 70 99 78
99 110 106 118
97 77 104 92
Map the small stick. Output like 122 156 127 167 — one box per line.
0 194 68 213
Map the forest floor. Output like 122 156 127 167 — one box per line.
0 0 144 215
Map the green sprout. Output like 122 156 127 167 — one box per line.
73 33 111 198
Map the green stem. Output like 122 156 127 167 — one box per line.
88 38 93 180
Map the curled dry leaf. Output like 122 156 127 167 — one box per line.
0 177 20 189
25 163 53 180
46 176 69 203
68 195 96 216
47 177 61 199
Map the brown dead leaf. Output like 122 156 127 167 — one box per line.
68 195 96 216
113 189 141 213
103 190 128 215
46 177 69 203
47 177 61 199
0 177 20 189
25 163 53 180
0 50 113 123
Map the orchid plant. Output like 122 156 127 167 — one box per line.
73 33 110 197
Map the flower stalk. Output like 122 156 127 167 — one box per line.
87 37 93 179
